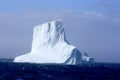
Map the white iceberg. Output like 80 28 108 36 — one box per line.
14 20 93 65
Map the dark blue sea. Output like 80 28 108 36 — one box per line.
0 58 120 80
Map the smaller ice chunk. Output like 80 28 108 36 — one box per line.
82 53 94 64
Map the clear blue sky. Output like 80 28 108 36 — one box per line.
0 0 120 63
0 0 99 11
0 0 120 13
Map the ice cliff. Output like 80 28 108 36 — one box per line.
14 20 93 65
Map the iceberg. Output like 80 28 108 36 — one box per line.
14 20 93 65
82 53 94 64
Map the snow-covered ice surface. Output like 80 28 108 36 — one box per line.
14 20 93 65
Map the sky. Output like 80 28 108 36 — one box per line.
0 0 120 63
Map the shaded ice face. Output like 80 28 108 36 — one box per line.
50 20 64 44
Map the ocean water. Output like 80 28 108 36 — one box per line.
0 59 120 80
